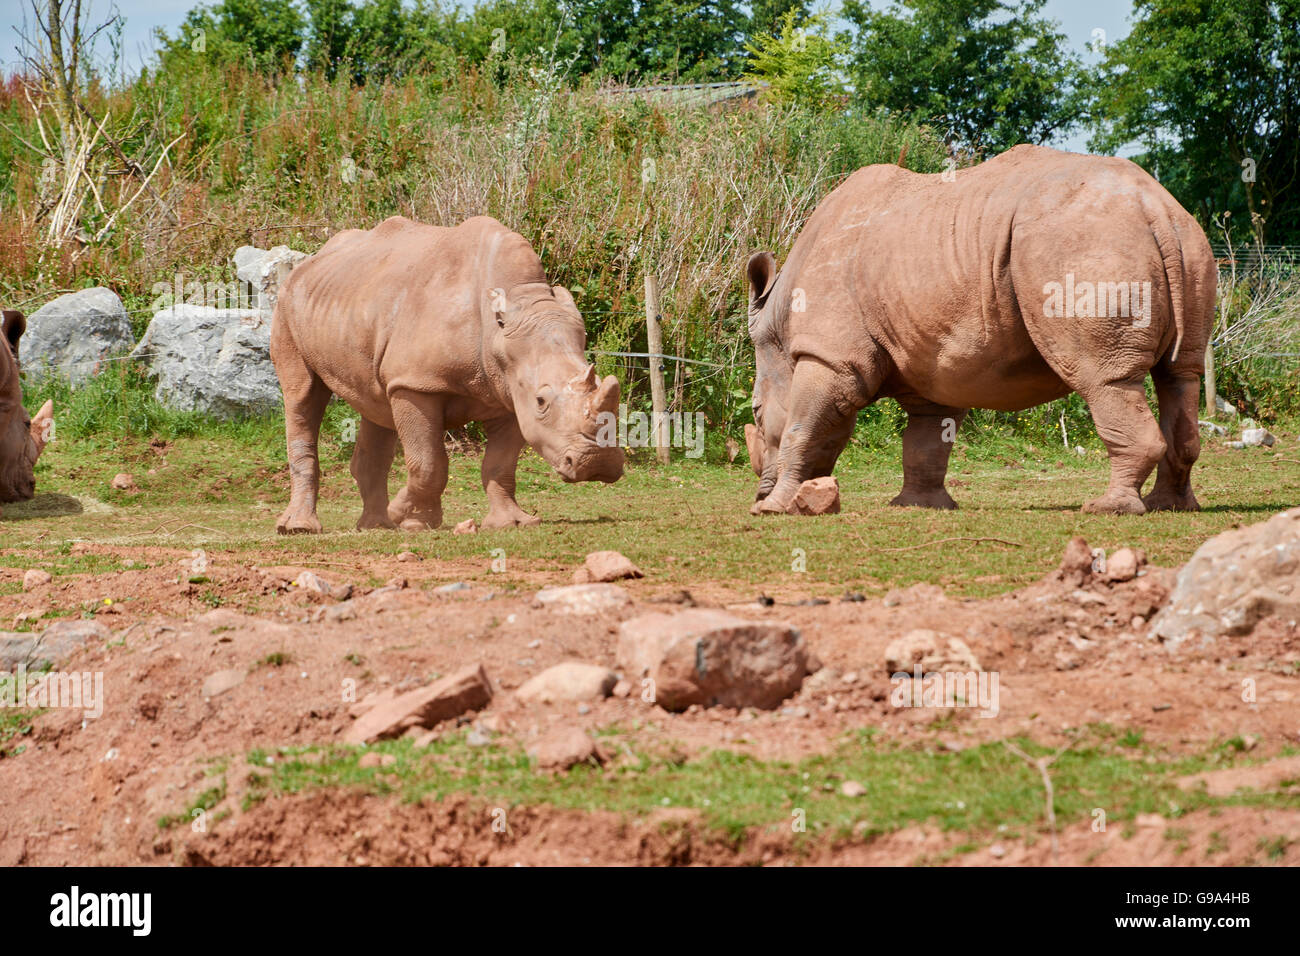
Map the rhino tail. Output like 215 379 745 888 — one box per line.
1148 206 1187 365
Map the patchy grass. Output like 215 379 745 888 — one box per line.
199 724 1300 845
4 413 1299 599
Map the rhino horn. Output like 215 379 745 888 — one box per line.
592 375 620 417
569 363 597 390
30 400 53 457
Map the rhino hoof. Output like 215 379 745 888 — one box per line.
277 516 323 535
1082 492 1146 516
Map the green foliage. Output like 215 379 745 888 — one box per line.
1087 0 1300 246
743 9 847 108
841 0 1086 154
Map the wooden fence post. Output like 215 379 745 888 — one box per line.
644 273 670 464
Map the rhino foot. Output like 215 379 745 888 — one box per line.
889 488 958 510
1082 490 1146 516
356 512 397 530
1142 488 1200 513
277 511 323 535
482 509 541 529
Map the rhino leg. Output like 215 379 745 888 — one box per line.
757 359 858 515
1080 378 1166 515
891 404 966 509
352 418 398 530
273 324 331 535
480 415 541 528
387 390 447 531
1142 368 1201 512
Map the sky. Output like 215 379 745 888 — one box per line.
0 0 1139 153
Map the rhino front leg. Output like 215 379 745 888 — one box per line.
352 418 398 530
756 359 858 515
891 404 966 509
1080 378 1166 515
273 322 331 535
480 415 541 528
387 390 448 531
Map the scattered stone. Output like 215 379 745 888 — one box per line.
648 589 695 606
23 287 135 385
841 592 866 603
516 662 619 704
234 244 307 313
453 519 477 535
110 473 138 492
22 569 52 591
358 752 397 769
436 581 470 593
791 476 841 515
0 619 111 671
884 629 980 675
396 551 420 563
343 664 492 743
202 669 245 699
1241 426 1276 447
293 570 353 601
616 608 812 711
584 550 643 583
1104 547 1145 583
612 679 632 698
534 582 631 615
527 727 600 771
989 843 1007 859
1151 508 1300 644
840 780 866 798
1058 536 1094 587
1198 420 1227 436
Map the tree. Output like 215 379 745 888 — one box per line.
1088 0 1300 245
840 0 1085 155
743 9 847 108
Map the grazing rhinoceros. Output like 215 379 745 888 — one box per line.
745 144 1217 516
271 215 624 533
1 309 54 516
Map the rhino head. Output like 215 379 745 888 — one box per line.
0 310 54 506
495 285 624 484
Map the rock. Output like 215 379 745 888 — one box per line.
612 679 632 698
1104 547 1145 583
1199 420 1228 436
534 582 631 615
201 668 246 698
1058 536 1094 586
396 551 420 562
516 662 618 704
22 287 135 385
527 727 600 771
293 570 352 601
1151 508 1300 645
616 608 812 711
584 550 643 582
0 619 111 671
349 688 396 718
234 244 307 313
792 476 841 515
884 629 980 675
343 664 492 743
129 305 281 419
22 569 52 591
840 780 866 797
1241 426 1276 447
358 751 397 769
436 581 470 593
453 518 477 535
572 566 593 584
110 472 137 492
1214 396 1238 417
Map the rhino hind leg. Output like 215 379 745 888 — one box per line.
387 390 447 531
273 325 331 535
352 418 398 530
1079 378 1167 516
479 415 541 528
1141 368 1202 512
890 405 966 509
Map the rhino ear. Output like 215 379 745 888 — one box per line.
2 310 25 358
551 285 577 311
746 252 778 315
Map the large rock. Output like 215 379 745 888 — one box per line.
235 244 307 313
793 476 841 515
516 662 618 704
1151 508 1300 645
343 664 492 743
534 583 631 615
23 287 134 384
616 608 811 711
130 305 281 419
884 629 980 675
527 727 600 771
0 619 111 671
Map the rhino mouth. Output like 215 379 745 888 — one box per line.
555 439 625 484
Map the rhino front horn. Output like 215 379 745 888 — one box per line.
592 375 619 416
30 400 53 456
569 363 597 390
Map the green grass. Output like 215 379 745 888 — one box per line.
5 400 1298 599
165 725 1297 846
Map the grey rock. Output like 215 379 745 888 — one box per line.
234 244 307 313
23 287 134 385
130 305 281 419
0 619 111 671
